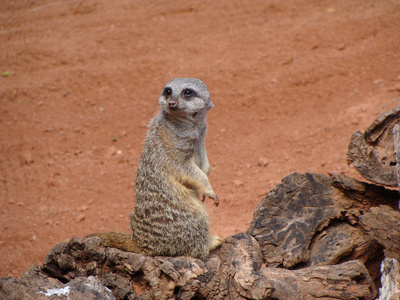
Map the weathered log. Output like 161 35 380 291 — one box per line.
247 172 400 285
0 233 378 299
347 106 400 187
0 268 115 300
393 124 400 194
263 260 377 300
0 234 274 300
359 205 400 262
211 233 273 300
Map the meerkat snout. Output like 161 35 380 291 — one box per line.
168 100 178 109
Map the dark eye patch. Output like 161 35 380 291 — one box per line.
163 87 172 97
182 88 196 98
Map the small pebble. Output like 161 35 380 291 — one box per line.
76 213 86 222
258 157 269 167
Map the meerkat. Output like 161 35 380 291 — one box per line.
96 78 222 260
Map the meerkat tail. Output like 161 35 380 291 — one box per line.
94 231 144 253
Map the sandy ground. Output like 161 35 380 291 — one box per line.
1 0 400 278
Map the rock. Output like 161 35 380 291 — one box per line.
233 179 244 188
378 258 400 300
76 213 86 222
258 157 269 167
106 146 118 157
20 150 34 164
347 106 400 187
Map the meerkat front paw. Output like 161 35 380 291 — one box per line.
209 235 223 251
202 192 219 207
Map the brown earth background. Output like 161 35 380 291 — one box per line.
1 0 400 278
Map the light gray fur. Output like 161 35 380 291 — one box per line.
130 78 219 260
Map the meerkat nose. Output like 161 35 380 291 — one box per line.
168 101 178 109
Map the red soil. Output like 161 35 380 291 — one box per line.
1 0 399 277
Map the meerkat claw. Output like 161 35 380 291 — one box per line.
206 193 219 207
213 195 220 207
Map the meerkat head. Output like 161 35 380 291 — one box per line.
159 78 214 119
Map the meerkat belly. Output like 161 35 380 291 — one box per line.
131 188 210 259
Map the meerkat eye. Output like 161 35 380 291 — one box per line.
182 88 195 98
163 87 172 97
